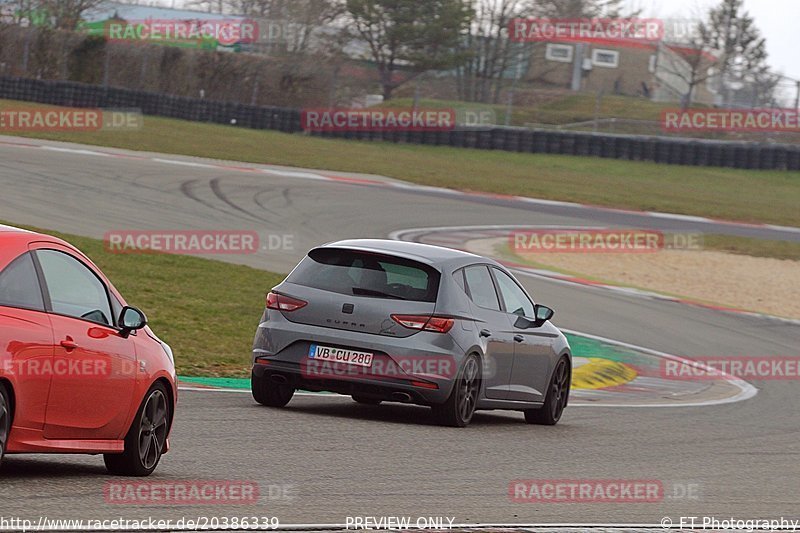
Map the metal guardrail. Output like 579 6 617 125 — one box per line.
2 76 799 171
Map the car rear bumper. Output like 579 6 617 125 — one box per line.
252 309 472 405
252 361 449 404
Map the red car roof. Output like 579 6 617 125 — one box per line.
0 226 76 267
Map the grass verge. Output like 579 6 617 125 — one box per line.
2 99 799 227
382 94 685 127
703 235 800 261
10 223 284 377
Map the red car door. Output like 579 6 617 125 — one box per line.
31 245 138 441
0 252 54 432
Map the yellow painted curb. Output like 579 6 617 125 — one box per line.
572 358 638 390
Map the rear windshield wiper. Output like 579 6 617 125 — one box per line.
352 287 407 300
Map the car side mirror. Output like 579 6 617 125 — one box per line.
534 304 555 323
119 306 147 338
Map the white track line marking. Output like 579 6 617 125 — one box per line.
261 169 329 180
151 158 216 168
558 328 757 408
645 212 713 223
41 146 110 157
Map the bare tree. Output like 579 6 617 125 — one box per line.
456 0 533 103
40 0 106 30
655 14 719 109
704 0 770 106
185 0 344 55
657 0 773 109
531 0 630 18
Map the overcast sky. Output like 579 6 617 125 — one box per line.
627 0 800 81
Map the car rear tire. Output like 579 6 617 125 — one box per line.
0 384 11 468
524 356 570 426
432 353 481 428
104 382 171 477
252 371 295 407
352 395 382 405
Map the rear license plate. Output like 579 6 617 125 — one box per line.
308 344 374 367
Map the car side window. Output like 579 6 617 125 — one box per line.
464 265 501 311
453 268 466 291
493 268 535 318
0 252 45 311
36 249 113 326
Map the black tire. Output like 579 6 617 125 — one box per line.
104 382 171 476
431 353 481 427
352 395 382 405
0 384 10 468
251 371 294 407
524 356 570 425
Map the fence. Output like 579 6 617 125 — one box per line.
2 75 800 171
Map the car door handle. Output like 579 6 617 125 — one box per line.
479 329 492 338
60 337 78 351
514 334 525 343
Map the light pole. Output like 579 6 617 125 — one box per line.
505 45 525 127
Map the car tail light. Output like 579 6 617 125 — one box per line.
410 380 439 390
266 292 307 312
391 314 454 333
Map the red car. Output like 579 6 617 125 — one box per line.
0 225 176 476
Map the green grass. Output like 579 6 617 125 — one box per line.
10 223 284 377
2 99 799 227
703 234 800 261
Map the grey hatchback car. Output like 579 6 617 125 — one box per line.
251 239 571 427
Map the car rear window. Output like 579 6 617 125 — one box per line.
287 248 440 302
464 265 501 311
0 252 45 311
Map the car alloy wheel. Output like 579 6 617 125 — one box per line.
138 389 169 470
525 357 569 425
433 353 481 427
0 386 10 466
104 383 171 476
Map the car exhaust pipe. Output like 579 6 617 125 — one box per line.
391 392 412 402
270 374 288 384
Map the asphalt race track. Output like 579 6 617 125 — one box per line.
0 136 799 526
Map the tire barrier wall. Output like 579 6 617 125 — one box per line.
2 76 798 171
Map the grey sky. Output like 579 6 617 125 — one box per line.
627 0 800 81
